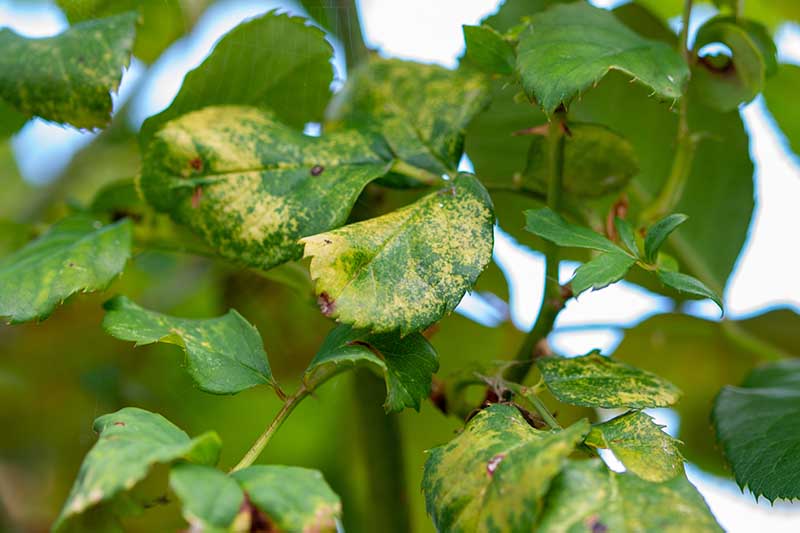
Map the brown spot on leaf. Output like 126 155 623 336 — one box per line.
113 422 125 427
430 376 448 415
586 515 608 533
189 157 203 171
310 164 324 176
317 292 336 316
487 453 505 476
239 494 276 532
191 186 203 209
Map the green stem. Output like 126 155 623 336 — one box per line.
230 385 311 472
525 390 562 430
334 0 370 69
505 112 566 384
721 321 792 362
390 159 443 186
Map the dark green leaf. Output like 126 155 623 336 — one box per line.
232 465 341 532
89 178 144 215
326 58 490 179
657 270 722 311
102 295 275 395
644 213 688 263
538 459 722 532
0 216 131 324
571 251 637 295
53 407 221 532
140 12 333 147
462 25 516 75
614 216 639 257
0 99 26 138
713 359 800 501
586 411 684 482
170 463 245 531
524 207 623 254
305 324 438 412
693 16 777 111
537 352 681 408
524 123 639 198
302 174 494 334
423 404 589 532
0 12 136 129
764 64 800 157
516 2 688 113
140 105 392 270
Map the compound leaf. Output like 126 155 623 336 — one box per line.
423 404 589 532
538 459 722 532
302 174 494 334
713 359 800 501
537 352 681 408
305 324 438 412
140 105 392 270
0 216 132 324
53 408 221 532
586 411 684 482
232 465 341 533
140 12 333 146
0 12 136 129
102 295 275 395
516 2 688 113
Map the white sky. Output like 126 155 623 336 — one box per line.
2 0 799 529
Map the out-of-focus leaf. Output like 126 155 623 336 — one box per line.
692 16 777 111
0 216 131 323
302 174 494 334
140 12 333 147
89 179 144 216
537 352 681 408
764 64 800 157
0 12 136 129
102 295 275 395
613 2 678 45
140 106 392 270
586 411 684 482
170 463 245 531
538 459 722 532
713 359 800 501
326 58 490 182
516 3 688 113
305 324 438 412
232 465 341 533
482 0 569 33
423 404 589 532
656 270 723 311
53 407 221 532
524 123 639 198
0 99 26 138
462 25 515 75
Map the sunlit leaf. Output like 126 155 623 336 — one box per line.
302 174 494 334
0 12 136 129
102 295 275 395
422 404 589 532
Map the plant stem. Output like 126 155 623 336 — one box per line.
390 159 443 186
230 386 310 472
505 112 567 384
334 0 370 68
525 390 562 430
640 0 695 225
353 371 411 533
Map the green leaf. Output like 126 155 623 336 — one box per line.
537 352 681 408
57 0 191 63
516 2 688 113
0 99 27 138
524 207 622 253
0 12 136 129
537 459 722 532
764 64 800 157
657 270 723 311
305 324 438 412
102 295 275 395
170 463 245 532
644 213 688 263
232 465 341 532
422 404 589 532
586 411 684 482
140 105 392 270
302 174 494 334
140 12 333 147
53 407 221 532
0 216 131 324
482 0 569 33
326 58 490 180
462 25 516 75
614 216 639 257
693 16 777 111
713 359 800 501
524 123 639 198
571 251 637 296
